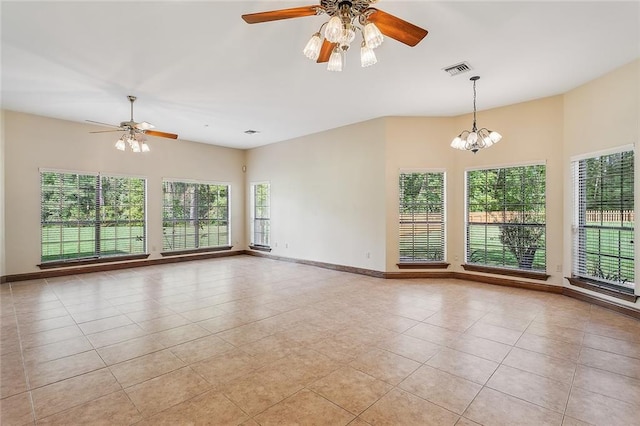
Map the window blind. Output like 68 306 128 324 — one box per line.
162 181 229 251
572 150 634 290
253 183 270 247
465 164 546 271
40 171 145 262
399 172 445 262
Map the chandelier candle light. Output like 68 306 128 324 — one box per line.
450 76 502 153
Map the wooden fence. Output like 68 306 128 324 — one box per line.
465 210 634 223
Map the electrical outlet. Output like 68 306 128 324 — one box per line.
556 264 562 272
366 252 371 259
285 243 288 248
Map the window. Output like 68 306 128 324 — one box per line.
41 171 146 263
162 181 229 252
466 164 546 272
251 183 270 248
572 149 634 292
399 171 445 262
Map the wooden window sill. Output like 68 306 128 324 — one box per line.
462 263 550 281
397 262 450 269
161 246 233 256
38 253 150 269
566 276 637 302
249 245 272 252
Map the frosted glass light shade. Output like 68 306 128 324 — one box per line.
364 22 383 48
115 138 126 151
360 43 377 67
467 132 478 144
450 136 464 150
338 25 356 47
325 16 343 43
489 131 502 143
130 139 141 152
327 48 343 71
141 142 150 152
303 33 322 60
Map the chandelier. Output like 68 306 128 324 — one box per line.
450 76 502 153
302 1 385 71
115 130 150 153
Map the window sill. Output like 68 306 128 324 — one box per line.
249 245 272 253
38 253 150 270
566 276 637 302
397 262 450 269
462 264 550 281
160 246 233 257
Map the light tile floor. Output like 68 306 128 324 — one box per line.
1 255 639 425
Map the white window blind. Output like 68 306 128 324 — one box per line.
466 164 546 271
399 171 445 262
572 150 635 291
162 181 230 251
40 171 146 262
252 183 270 247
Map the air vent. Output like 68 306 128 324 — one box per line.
443 62 472 76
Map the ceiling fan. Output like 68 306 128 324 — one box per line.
242 0 428 71
87 95 178 152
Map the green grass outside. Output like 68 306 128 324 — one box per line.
41 225 144 262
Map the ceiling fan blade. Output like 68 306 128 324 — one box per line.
144 130 178 139
242 6 319 24
367 8 428 47
317 40 337 63
89 130 124 134
86 119 121 128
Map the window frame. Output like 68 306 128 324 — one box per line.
161 179 232 254
39 168 147 266
570 145 635 295
397 169 447 267
463 161 548 278
250 182 271 251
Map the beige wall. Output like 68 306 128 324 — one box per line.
382 116 455 271
245 119 387 271
3 111 246 275
563 59 640 302
1 110 6 277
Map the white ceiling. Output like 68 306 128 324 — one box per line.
2 1 639 149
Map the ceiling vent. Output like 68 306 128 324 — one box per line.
443 61 472 76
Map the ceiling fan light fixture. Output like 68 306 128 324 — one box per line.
141 142 150 153
363 22 383 48
360 42 377 67
303 32 323 60
327 47 343 71
325 16 343 43
451 76 502 153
